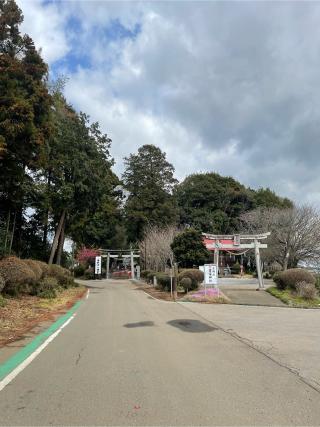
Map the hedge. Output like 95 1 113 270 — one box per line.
0 257 36 295
0 256 76 296
155 273 171 290
273 268 316 291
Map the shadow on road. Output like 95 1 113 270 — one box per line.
167 319 217 333
123 321 155 328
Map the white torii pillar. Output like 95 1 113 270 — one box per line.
130 250 134 279
254 239 264 289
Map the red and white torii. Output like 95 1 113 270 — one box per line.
202 232 270 289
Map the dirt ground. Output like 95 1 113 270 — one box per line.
0 286 86 347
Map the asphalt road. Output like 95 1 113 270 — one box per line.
1 279 320 426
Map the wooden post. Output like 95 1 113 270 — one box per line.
254 239 264 289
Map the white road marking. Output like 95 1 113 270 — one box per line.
86 289 90 299
0 314 76 392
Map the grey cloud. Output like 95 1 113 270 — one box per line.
21 0 320 205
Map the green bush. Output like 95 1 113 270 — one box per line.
74 264 86 277
232 262 241 274
0 256 36 296
155 273 171 290
273 268 316 291
31 276 59 297
180 277 192 293
179 269 204 290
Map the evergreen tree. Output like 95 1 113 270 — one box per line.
0 0 51 255
122 144 178 242
171 228 210 268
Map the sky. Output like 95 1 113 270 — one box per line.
17 0 320 206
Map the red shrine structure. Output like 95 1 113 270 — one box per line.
202 232 270 289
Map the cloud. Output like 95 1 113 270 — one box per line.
17 0 69 63
17 0 320 206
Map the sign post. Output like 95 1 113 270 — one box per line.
95 256 102 278
204 264 218 296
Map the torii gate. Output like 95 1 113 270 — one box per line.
99 249 140 279
202 232 270 289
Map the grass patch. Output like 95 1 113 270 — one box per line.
267 286 320 308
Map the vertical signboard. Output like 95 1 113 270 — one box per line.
95 256 102 275
204 264 218 287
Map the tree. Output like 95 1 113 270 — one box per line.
176 173 293 234
34 88 121 264
176 173 254 233
253 188 293 209
171 228 210 268
122 144 178 242
139 225 179 272
240 205 320 270
0 0 51 256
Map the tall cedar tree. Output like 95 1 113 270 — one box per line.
0 0 51 255
38 89 122 264
123 145 178 242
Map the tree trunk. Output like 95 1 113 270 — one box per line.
56 218 65 266
283 250 290 271
48 210 66 265
4 209 10 253
8 211 16 255
43 171 51 249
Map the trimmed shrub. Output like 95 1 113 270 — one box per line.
74 264 86 278
23 259 43 282
146 271 156 283
273 268 316 291
31 276 59 297
180 277 192 293
232 262 241 274
0 274 5 293
141 270 152 279
155 273 171 290
0 256 36 295
84 268 95 280
179 269 204 290
35 260 50 277
47 264 74 287
296 281 318 300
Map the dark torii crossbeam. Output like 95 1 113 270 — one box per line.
202 232 270 289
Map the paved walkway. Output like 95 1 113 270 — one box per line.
217 277 285 306
181 301 320 392
1 280 320 425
